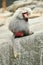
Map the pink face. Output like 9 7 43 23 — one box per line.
22 12 29 22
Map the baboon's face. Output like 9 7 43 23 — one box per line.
22 12 29 22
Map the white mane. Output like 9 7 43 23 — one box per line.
9 7 32 33
13 7 32 19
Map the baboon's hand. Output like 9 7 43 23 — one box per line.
29 31 34 35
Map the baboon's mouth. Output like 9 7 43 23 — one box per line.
24 18 28 22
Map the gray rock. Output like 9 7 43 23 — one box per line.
0 31 43 65
7 0 33 12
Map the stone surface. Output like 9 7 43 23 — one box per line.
0 11 13 17
7 0 33 12
0 32 43 65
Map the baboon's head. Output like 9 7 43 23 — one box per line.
13 7 32 22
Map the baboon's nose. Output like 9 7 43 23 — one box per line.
24 14 28 19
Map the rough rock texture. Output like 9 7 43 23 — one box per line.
7 0 43 12
0 32 43 65
7 0 33 12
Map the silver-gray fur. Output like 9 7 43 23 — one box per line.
9 7 32 34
